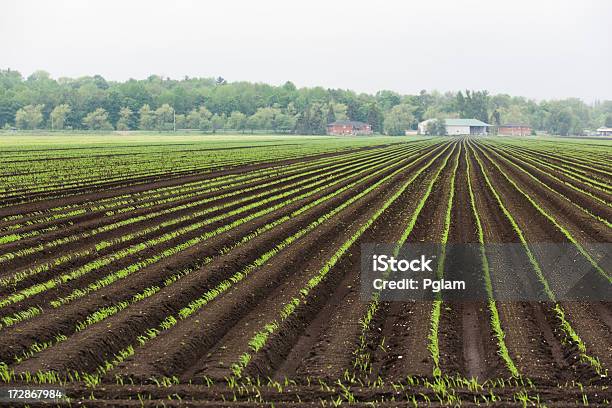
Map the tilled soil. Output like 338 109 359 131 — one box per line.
0 137 610 406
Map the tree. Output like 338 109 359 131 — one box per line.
174 114 186 129
488 109 501 135
116 107 133 130
199 117 212 131
250 107 275 130
547 109 573 136
0 69 23 126
375 90 401 111
139 104 156 130
50 104 71 130
331 103 348 121
313 104 328 134
186 109 201 129
15 104 44 129
490 109 501 126
383 104 414 135
199 106 212 119
227 111 247 132
426 118 447 136
1 70 608 133
500 105 530 125
297 103 326 134
274 112 297 133
198 106 213 131
326 104 336 124
83 108 113 130
286 102 297 116
155 103 174 131
246 106 296 133
456 90 489 122
412 89 433 123
366 103 384 133
0 97 20 127
346 101 359 121
282 81 297 92
246 114 260 133
211 114 226 133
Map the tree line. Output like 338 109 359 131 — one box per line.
1 69 611 135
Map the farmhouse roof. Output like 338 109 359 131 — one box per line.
444 119 491 127
328 120 369 126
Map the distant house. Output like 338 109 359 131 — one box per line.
327 121 372 135
498 124 532 136
417 118 491 135
445 119 490 135
417 119 435 134
597 127 612 136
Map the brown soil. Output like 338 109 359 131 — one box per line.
0 138 610 406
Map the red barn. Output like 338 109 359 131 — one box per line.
327 121 372 135
497 124 532 136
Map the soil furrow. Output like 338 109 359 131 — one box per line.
467 142 601 383
0 145 415 295
0 143 392 212
273 143 459 382
439 142 504 381
0 143 407 235
7 143 443 375
104 143 452 382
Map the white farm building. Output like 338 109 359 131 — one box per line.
597 127 612 136
418 118 491 135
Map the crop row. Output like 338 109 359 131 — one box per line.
4 142 445 375
464 144 520 378
490 139 611 176
0 142 420 287
65 143 449 378
0 141 413 231
226 143 454 378
352 143 459 378
1 138 408 201
472 142 610 284
481 142 611 224
426 144 460 379
467 141 606 376
0 142 436 337
487 142 611 194
0 145 414 309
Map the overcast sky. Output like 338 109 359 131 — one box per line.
2 0 611 101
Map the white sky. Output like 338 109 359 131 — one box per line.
1 0 611 101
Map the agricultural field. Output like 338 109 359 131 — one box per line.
0 133 610 406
